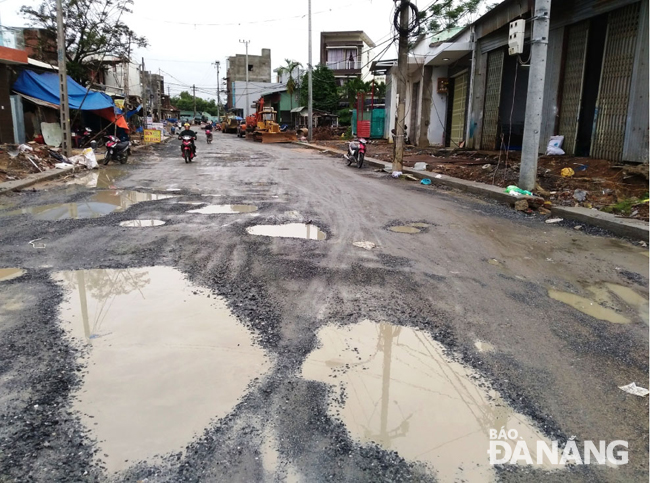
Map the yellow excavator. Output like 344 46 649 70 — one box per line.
245 98 296 143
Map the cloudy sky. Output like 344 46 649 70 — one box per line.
1 0 405 101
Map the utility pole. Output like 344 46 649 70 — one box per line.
124 34 131 102
141 58 147 128
56 0 72 157
239 40 250 118
213 60 221 121
192 84 196 121
157 69 162 121
307 0 313 142
393 0 410 172
519 0 551 191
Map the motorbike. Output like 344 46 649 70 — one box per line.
344 138 367 168
205 127 213 144
103 135 130 165
78 127 93 148
180 135 195 163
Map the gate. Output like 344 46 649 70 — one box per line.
370 109 385 139
450 72 468 147
557 21 589 155
591 3 641 161
481 49 504 150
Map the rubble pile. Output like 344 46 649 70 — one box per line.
0 143 64 182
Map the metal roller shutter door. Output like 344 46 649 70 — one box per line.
481 50 504 150
591 2 641 161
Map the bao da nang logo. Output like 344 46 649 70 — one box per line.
488 428 628 466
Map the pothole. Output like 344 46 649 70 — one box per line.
53 267 270 472
0 268 25 282
67 167 128 189
549 282 648 324
246 223 326 240
5 191 175 220
302 320 556 482
187 204 258 214
119 219 166 227
389 226 421 234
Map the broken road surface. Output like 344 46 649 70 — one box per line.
0 135 648 482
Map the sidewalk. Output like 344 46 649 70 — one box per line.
297 142 649 242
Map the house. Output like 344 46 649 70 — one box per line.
258 84 300 126
387 0 649 163
0 27 29 144
229 81 285 118
320 31 376 85
226 49 272 113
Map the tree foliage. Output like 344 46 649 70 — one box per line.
170 91 222 117
339 79 387 106
275 59 302 110
299 65 338 113
21 0 147 82
423 0 483 33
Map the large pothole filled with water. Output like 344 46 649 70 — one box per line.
187 204 258 214
54 266 270 472
5 191 175 221
301 320 557 482
247 223 327 240
0 268 25 282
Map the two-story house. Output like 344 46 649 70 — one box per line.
320 31 376 86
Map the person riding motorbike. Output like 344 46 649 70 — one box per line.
178 122 197 157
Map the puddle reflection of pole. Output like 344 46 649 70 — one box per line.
76 270 91 340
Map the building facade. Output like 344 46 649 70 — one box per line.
320 31 376 85
387 0 648 163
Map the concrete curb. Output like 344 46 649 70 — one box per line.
295 142 650 241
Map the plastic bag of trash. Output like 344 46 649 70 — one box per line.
413 162 427 171
391 171 403 178
18 144 34 153
82 147 98 169
421 178 432 185
504 185 533 197
619 382 649 397
546 135 565 155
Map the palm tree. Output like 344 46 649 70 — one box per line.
275 59 303 111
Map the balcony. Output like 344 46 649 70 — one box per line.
326 60 362 71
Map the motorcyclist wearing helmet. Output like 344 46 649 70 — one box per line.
178 122 197 157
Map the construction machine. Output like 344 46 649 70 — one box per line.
245 99 296 143
221 114 240 134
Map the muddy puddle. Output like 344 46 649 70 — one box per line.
389 225 421 234
302 320 558 482
549 282 648 324
5 191 175 221
66 167 128 189
0 268 25 282
119 219 166 227
53 266 269 472
187 204 258 214
246 223 326 240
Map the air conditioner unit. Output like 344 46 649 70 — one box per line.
508 20 525 55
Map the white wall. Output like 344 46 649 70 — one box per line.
427 67 447 146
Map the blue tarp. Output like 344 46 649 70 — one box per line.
126 104 142 119
12 70 115 111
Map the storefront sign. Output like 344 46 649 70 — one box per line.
143 129 161 143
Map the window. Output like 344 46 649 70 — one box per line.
248 64 253 72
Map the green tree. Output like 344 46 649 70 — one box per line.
423 0 483 33
21 0 147 83
170 92 220 116
275 59 302 111
340 78 371 106
299 65 339 113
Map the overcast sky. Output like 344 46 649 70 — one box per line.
1 0 405 101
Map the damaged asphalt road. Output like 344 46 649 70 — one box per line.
0 135 648 482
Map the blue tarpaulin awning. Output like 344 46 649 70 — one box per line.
12 70 114 110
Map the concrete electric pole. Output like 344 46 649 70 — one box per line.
308 0 313 142
213 60 221 121
56 0 72 157
141 58 147 128
239 39 250 118
519 0 551 191
393 1 410 172
192 84 196 121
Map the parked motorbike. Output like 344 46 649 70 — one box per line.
180 135 195 163
103 135 130 165
205 127 213 144
78 127 93 148
344 138 367 168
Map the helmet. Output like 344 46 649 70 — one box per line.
184 122 190 128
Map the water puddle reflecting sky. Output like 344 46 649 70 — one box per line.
302 320 557 482
119 219 166 227
5 191 175 221
187 204 258 214
247 223 326 240
54 267 269 472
